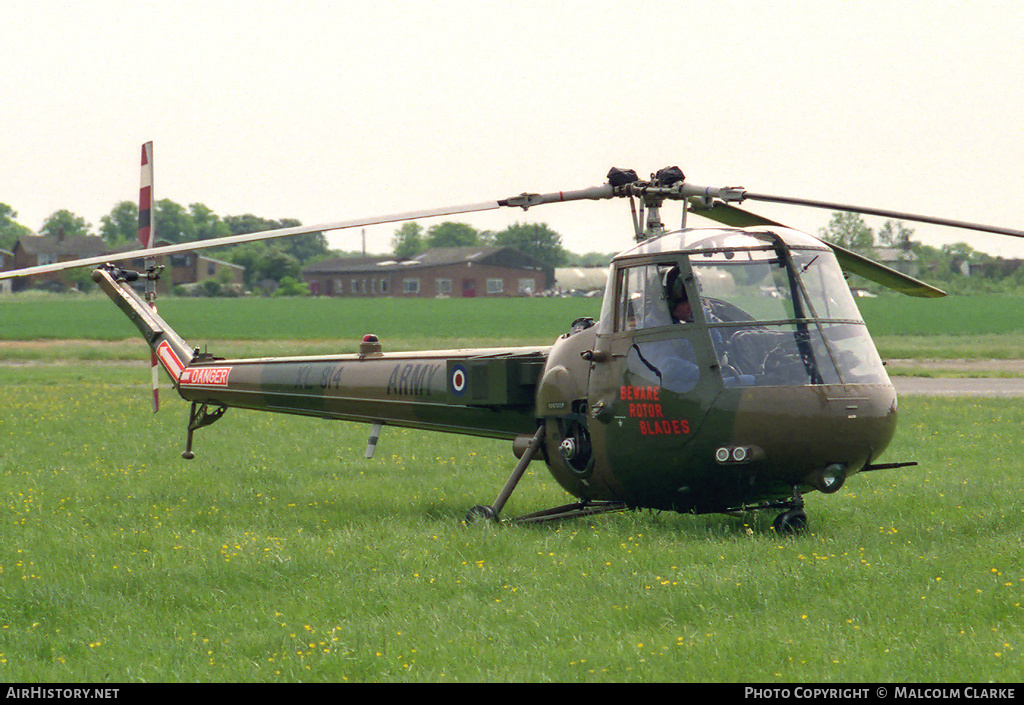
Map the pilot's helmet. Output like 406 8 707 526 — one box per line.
663 266 688 308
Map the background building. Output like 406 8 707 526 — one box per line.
4 234 244 292
8 233 110 291
302 246 555 298
554 266 608 296
0 249 12 294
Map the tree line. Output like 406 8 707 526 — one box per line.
1 199 330 290
12 196 1011 296
390 220 570 265
1 199 611 281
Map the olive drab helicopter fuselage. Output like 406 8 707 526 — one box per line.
7 152 1022 534
540 225 898 525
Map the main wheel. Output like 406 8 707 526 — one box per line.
465 505 499 524
773 508 808 535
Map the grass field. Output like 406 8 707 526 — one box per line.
4 291 1024 361
0 293 602 348
0 365 1021 682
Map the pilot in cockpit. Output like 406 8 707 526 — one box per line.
631 265 753 391
665 267 693 324
628 266 701 393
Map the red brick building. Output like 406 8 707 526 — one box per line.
8 234 110 291
301 247 555 298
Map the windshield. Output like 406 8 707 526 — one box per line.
604 230 889 391
689 245 887 386
689 245 863 324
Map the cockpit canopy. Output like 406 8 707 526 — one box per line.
598 227 889 390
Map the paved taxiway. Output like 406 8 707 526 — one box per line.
886 359 1024 397
893 377 1024 397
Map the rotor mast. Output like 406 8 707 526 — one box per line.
501 165 1024 242
500 166 747 242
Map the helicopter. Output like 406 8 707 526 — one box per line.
5 147 1024 534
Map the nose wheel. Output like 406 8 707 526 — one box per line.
772 486 808 535
744 487 809 535
773 507 808 535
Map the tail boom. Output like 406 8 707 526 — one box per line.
176 349 546 440
91 266 194 386
92 264 546 439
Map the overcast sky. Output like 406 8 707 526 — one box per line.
4 0 1022 258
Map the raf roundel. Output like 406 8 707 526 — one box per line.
450 364 468 397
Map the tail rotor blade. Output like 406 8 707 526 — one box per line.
140 141 159 412
150 350 160 412
138 142 154 249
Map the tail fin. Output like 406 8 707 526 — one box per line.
138 142 160 411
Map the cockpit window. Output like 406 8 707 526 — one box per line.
609 244 888 391
615 262 680 332
790 251 864 322
690 247 887 386
615 261 702 393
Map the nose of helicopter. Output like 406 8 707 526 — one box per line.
721 382 899 492
575 379 901 515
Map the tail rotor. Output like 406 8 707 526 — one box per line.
139 141 160 412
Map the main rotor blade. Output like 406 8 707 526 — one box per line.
0 200 502 280
742 192 1024 239
826 242 946 298
687 200 786 229
690 201 947 298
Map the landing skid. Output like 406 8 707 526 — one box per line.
467 433 809 533
466 499 628 525
511 500 628 524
